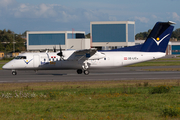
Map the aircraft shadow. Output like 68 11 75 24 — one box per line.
36 73 67 76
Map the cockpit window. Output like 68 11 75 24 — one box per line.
14 56 26 59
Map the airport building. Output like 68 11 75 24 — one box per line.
26 21 135 51
168 42 180 55
26 21 180 55
90 21 135 50
27 31 90 51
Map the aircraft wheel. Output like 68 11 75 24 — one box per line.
77 69 83 74
12 71 17 75
84 70 89 75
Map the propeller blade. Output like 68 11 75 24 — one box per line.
57 51 63 57
53 46 56 52
57 44 63 58
60 44 62 53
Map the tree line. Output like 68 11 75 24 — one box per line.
135 28 180 40
0 29 26 52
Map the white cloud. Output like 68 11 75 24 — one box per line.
83 10 102 21
1 2 108 22
134 16 149 23
152 15 157 19
0 0 16 7
0 1 111 33
34 4 57 18
13 3 58 18
172 12 180 22
109 16 117 21
55 11 79 23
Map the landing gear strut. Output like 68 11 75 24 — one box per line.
81 62 90 75
12 70 17 75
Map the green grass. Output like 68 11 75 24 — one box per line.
143 68 180 71
154 57 180 61
127 60 180 67
0 80 180 119
0 60 10 63
0 59 10 70
0 64 3 70
1 57 180 119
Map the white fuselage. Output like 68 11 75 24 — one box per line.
2 50 165 70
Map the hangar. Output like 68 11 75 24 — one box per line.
27 31 90 51
90 21 135 50
166 41 180 55
26 21 180 55
26 21 135 51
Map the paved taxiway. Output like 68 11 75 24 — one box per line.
1 66 180 83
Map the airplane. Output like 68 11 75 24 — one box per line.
2 21 175 75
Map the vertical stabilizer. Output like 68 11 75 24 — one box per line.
140 21 175 52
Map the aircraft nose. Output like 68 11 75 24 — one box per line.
2 63 12 70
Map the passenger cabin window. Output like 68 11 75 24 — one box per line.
14 56 26 59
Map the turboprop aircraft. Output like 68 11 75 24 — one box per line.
2 21 175 75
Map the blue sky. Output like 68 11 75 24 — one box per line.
0 0 180 34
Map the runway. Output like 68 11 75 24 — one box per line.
1 66 180 83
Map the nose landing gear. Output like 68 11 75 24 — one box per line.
12 70 17 75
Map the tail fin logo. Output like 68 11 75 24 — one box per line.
152 34 170 46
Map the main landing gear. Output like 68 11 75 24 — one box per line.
77 69 83 74
77 69 89 75
84 70 89 75
12 70 17 75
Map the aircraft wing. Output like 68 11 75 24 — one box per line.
73 48 97 61
67 48 103 61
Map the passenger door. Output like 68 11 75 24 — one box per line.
33 55 40 67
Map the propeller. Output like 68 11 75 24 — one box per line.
53 46 56 52
57 44 64 60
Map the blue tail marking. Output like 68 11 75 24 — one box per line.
140 21 174 52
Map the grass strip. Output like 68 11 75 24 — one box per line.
127 61 180 67
143 68 180 71
0 80 180 119
0 64 3 70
